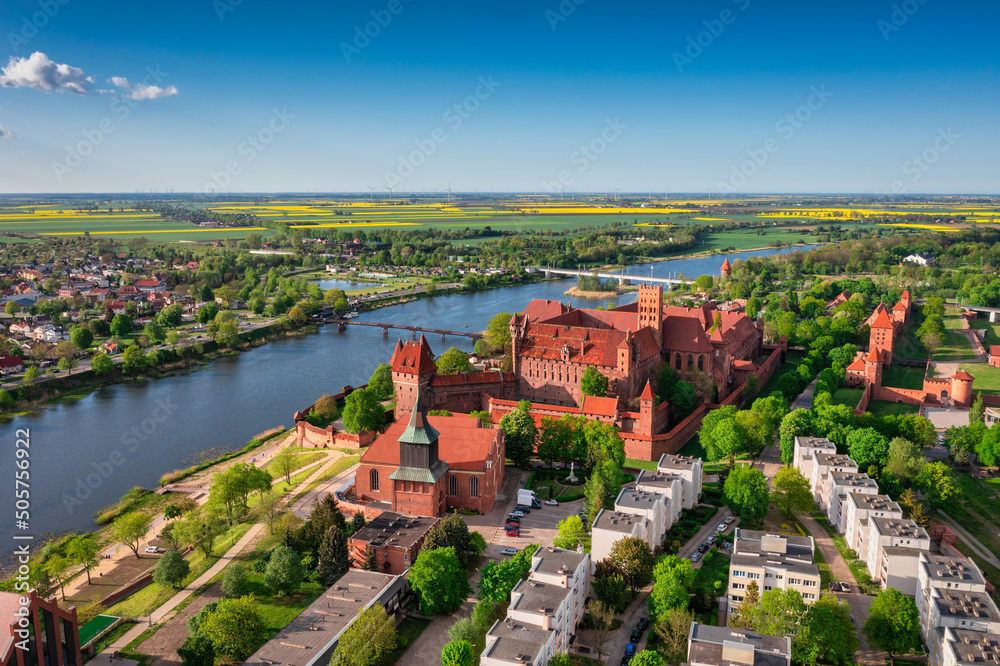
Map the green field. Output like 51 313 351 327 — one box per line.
881 364 927 390
968 319 1000 348
866 399 919 417
831 387 863 408
758 349 806 398
960 362 1000 395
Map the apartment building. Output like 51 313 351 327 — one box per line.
863 517 930 596
654 453 703 510
686 622 792 666
633 469 683 529
728 530 821 614
481 547 589 666
792 436 836 486
811 452 858 508
826 471 879 532
938 628 1000 666
844 494 902 555
591 509 648 565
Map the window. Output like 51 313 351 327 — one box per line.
687 354 694 369
733 570 746 578
748 573 761 580
370 468 380 491
449 475 458 496
698 355 704 371
675 353 681 370
470 477 480 498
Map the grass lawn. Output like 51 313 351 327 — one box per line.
262 451 326 477
290 454 361 504
968 319 1000 347
960 362 1000 396
881 364 927 390
938 464 1000 593
830 387 863 408
385 617 433 666
866 400 919 417
625 458 657 471
758 350 806 398
934 328 975 362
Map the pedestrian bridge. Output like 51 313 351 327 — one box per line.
527 266 693 286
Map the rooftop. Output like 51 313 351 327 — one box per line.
850 494 901 512
484 620 553 664
531 546 587 579
814 452 857 468
920 554 987 586
656 453 701 470
933 590 1000 623
688 623 791 666
616 488 666 511
593 509 644 534
830 471 878 488
635 468 683 490
872 517 928 539
349 512 438 551
944 628 1000 664
510 578 571 615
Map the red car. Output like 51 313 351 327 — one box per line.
504 526 520 537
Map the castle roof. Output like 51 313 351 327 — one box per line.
721 258 731 270
870 308 895 329
391 336 437 375
363 414 498 471
661 316 712 353
518 323 625 367
893 301 907 311
865 347 882 363
521 299 570 323
847 356 867 371
581 395 619 417
639 380 655 402
398 395 440 446
952 370 975 381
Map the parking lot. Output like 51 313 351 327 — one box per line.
677 506 738 568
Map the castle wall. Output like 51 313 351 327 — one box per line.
872 385 925 405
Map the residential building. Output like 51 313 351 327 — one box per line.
611 488 668 549
843 494 902 554
728 530 821 614
591 509 647 565
633 469 683 530
482 621 556 666
654 453 703 509
244 570 407 666
686 622 792 666
792 436 836 489
811 452 857 508
905 252 935 267
863 517 930 596
938 628 1000 666
0 591 81 666
826 471 879 532
347 512 438 575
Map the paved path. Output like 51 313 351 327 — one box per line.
797 513 853 584
937 511 1000 569
677 507 737 564
605 582 654 664
790 377 820 411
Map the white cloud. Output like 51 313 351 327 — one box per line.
111 76 179 101
0 126 13 139
0 52 92 94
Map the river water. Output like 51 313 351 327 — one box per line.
2 245 817 539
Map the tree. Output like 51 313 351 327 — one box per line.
448 618 482 646
422 513 483 567
409 547 470 615
177 633 215 666
915 461 960 506
175 507 226 557
264 545 304 595
221 562 251 598
779 409 813 463
548 655 573 666
273 447 297 485
483 312 513 354
153 549 190 589
122 345 148 375
70 325 94 350
478 559 522 605
66 534 100 585
886 437 926 484
90 352 114 376
730 581 761 630
143 320 166 344
440 640 476 666
201 595 265 661
197 302 219 324
794 593 858 666
630 651 665 666
110 313 133 337
113 511 152 558
863 588 921 662
553 515 586 550
609 536 655 592
436 347 473 374
746 588 807 637
342 387 386 434
317 525 350 585
498 406 538 467
23 366 40 384
4 301 19 315
587 599 616 663
45 555 71 600
368 363 393 401
771 466 813 517
158 303 184 327
970 392 985 425
847 427 890 470
649 554 695 618
652 607 694 666
330 603 397 666
580 366 609 398
724 465 770 522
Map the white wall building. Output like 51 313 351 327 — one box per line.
634 469 683 529
844 494 902 555
727 530 821 614
591 509 648 566
793 436 836 486
863 517 930 596
811 452 858 509
654 453 703 510
826 471 879 532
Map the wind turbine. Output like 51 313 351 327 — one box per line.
444 182 454 202
367 186 376 202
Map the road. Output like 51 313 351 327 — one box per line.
677 507 737 564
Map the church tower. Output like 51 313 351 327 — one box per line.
637 283 663 346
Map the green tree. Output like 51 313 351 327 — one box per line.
409 547 471 615
122 345 148 375
110 313 133 337
90 352 114 376
498 405 538 467
330 603 397 666
609 536 655 592
113 511 152 558
553 515 586 550
368 363 393 401
447 618 482 646
436 347 473 374
580 366 609 398
201 595 265 661
153 549 190 589
548 655 573 666
317 525 350 585
0 388 13 410
272 447 296 485
158 303 184 327
69 325 94 349
652 607 695 666
724 464 769 522
197 302 219 324
23 366 40 384
771 466 813 517
915 461 960 507
175 507 227 557
779 409 813 463
143 320 165 343
45 555 71 600
970 392 985 425
794 593 858 666
483 312 513 354
422 513 483 567
177 634 215 666
649 554 695 618
440 640 476 666
630 650 665 666
847 427 891 470
747 588 807 637
221 562 251 598
886 437 926 484
342 387 387 434
4 301 19 315
264 545 304 596
863 588 921 663
478 560 522 605
66 534 100 585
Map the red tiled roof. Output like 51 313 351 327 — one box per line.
639 381 655 401
135 279 162 287
865 348 882 363
732 360 758 371
901 290 910 299
361 414 499 471
892 301 907 311
519 323 625 367
522 299 568 323
870 309 895 329
662 316 712 353
581 395 619 417
952 371 975 381
847 357 866 371
991 345 1000 357
721 258 731 270
390 337 437 375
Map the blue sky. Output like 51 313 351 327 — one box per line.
0 0 997 194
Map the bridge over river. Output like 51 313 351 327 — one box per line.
335 319 483 341
527 266 694 286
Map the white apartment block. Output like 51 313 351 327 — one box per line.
844 493 902 555
938 628 1000 666
613 488 668 547
792 436 836 486
686 623 792 666
482 547 589 666
811 451 858 508
863 517 930 596
591 509 648 566
654 453 703 510
826 471 879 532
634 469 683 529
727 529 821 615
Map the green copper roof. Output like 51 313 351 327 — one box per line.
389 460 449 483
399 394 440 446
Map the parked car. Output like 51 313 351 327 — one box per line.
545 499 559 506
829 582 840 592
706 535 716 545
144 546 160 553
697 543 709 553
514 504 532 514
625 643 637 657
717 523 728 532
637 617 650 632
630 629 642 642
690 552 701 562
621 657 632 666
840 582 851 593
724 515 734 524
509 511 524 519
500 548 518 556
504 527 520 537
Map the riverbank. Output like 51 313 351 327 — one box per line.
563 287 625 300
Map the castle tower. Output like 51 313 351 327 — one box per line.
863 348 883 387
391 335 438 414
617 330 634 379
637 283 663 346
721 258 732 280
637 380 657 436
868 308 896 365
950 371 974 408
389 393 449 516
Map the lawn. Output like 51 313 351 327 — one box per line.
528 469 589 502
968 319 1000 347
960 362 1000 396
938 463 1000 593
934 328 975 362
830 387 863 408
758 350 806 399
881 364 927 390
866 400 919 417
625 458 658 471
262 451 326 477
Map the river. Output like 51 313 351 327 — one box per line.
1 245 817 540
